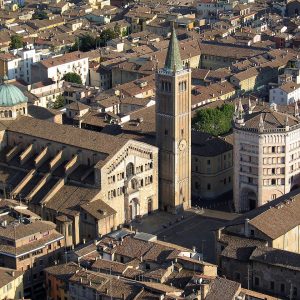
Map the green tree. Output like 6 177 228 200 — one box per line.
114 24 121 36
79 35 96 52
63 72 82 84
192 103 235 136
70 35 100 52
100 28 118 46
32 10 48 20
53 95 65 109
10 35 23 49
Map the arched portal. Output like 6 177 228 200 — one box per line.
129 198 139 220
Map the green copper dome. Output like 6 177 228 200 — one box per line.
0 83 28 107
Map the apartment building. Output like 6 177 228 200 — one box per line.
0 267 24 300
31 51 89 85
196 0 238 19
0 199 64 299
216 190 300 299
0 48 51 84
269 82 300 105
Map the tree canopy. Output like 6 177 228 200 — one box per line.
63 72 82 84
70 35 101 52
53 95 65 109
10 35 23 50
32 10 48 20
192 103 235 136
70 25 123 52
100 28 119 46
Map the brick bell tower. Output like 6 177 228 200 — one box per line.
156 27 191 213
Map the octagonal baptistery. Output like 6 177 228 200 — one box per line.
0 80 28 119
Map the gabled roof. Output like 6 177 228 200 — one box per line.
225 188 300 240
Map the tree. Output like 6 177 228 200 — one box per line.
114 24 121 36
100 28 118 46
63 72 82 84
192 103 235 136
78 35 96 52
53 95 65 109
10 35 23 50
32 10 48 20
70 35 99 52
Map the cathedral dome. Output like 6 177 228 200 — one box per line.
0 83 27 107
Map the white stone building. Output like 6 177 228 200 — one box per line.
269 82 300 105
31 51 89 85
0 48 51 84
233 101 300 212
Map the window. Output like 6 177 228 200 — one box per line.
281 283 285 293
164 129 168 135
270 281 274 290
271 194 276 200
271 179 276 185
7 282 12 291
195 182 199 189
272 146 276 153
68 224 72 236
235 273 240 281
207 184 211 190
207 160 211 165
250 230 254 236
254 277 260 286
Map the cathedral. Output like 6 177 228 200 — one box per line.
0 28 192 246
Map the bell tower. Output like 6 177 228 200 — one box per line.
156 27 191 213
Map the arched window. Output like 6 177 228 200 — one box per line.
126 163 134 178
9 110 12 118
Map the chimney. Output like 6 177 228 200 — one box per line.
244 218 250 237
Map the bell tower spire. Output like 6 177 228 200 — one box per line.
164 26 183 72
